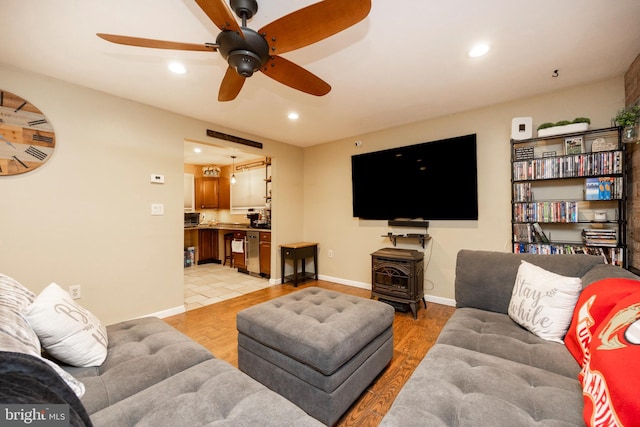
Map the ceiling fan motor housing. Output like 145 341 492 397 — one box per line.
216 28 270 77
230 0 258 20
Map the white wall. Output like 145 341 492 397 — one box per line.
303 77 626 304
0 65 304 325
0 64 626 321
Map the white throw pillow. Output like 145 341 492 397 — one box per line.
23 282 108 367
508 260 582 343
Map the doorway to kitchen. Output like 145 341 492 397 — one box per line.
183 139 273 310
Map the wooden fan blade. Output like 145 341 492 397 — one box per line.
261 56 331 97
97 33 216 52
195 0 243 36
258 0 371 55
218 66 246 101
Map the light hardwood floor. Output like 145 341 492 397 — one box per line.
164 280 455 426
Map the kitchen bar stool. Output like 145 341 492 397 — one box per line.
223 232 234 267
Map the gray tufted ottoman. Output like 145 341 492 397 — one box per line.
236 287 395 426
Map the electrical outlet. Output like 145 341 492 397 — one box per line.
69 285 81 300
328 250 333 258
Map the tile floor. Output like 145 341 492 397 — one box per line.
184 262 273 311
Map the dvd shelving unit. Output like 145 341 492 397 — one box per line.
511 126 627 267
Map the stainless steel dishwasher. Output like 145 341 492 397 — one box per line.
246 230 260 275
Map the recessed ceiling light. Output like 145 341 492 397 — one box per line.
168 61 186 74
288 112 299 120
468 43 490 58
194 148 202 153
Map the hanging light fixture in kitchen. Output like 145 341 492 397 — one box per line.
230 155 237 185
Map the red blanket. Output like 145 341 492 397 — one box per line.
565 278 640 427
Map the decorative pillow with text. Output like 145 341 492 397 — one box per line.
508 260 582 343
23 283 108 367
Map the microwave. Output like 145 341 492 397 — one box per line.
184 212 200 228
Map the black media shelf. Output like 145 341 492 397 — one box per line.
388 220 430 228
382 233 431 248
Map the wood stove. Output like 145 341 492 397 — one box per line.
371 248 426 319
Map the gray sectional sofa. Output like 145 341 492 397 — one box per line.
5 250 637 426
0 274 322 427
67 317 323 426
380 250 638 426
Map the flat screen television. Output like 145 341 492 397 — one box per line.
351 134 478 220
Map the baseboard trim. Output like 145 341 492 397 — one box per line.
144 305 186 319
318 275 456 307
318 274 370 290
140 280 454 320
426 295 455 307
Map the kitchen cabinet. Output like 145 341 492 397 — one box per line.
184 228 198 266
195 177 230 209
232 230 247 270
259 232 271 277
198 229 218 264
184 173 195 212
231 167 266 211
218 177 231 209
196 177 219 209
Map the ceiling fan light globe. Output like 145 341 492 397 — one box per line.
228 49 262 77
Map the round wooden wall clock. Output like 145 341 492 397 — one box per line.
0 90 55 175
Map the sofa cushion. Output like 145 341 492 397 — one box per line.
23 282 108 367
508 261 582 343
89 358 323 427
580 263 639 288
436 308 580 378
380 344 584 427
455 250 603 314
65 317 214 415
0 274 85 398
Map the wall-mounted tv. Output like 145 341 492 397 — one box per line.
351 134 478 220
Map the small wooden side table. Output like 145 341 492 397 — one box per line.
280 242 318 287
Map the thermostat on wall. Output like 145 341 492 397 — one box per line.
150 174 165 184
511 117 533 140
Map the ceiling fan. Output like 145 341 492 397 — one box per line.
97 0 371 101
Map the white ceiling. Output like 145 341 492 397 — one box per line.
3 0 640 165
183 139 262 166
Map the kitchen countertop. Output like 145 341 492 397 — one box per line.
184 223 271 232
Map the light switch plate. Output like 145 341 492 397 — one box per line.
151 203 164 215
151 174 165 183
